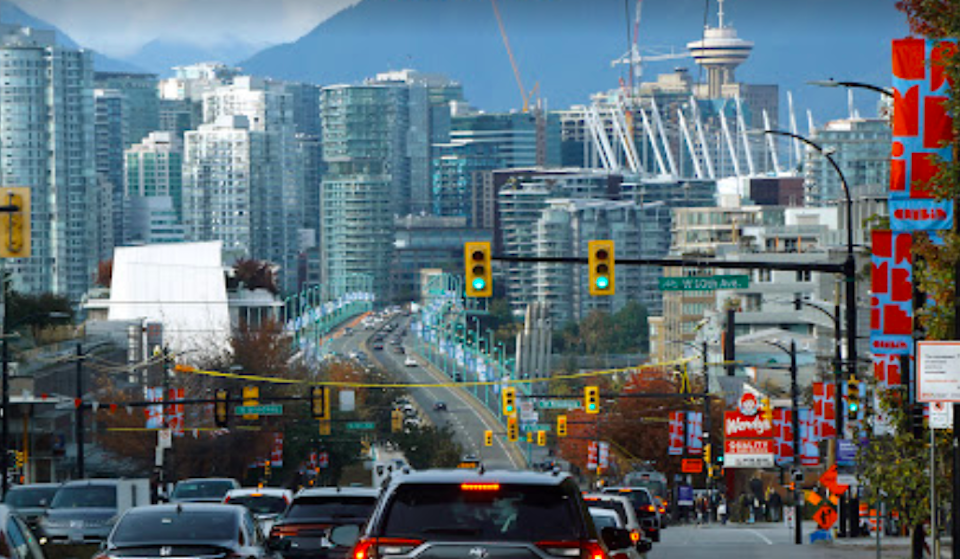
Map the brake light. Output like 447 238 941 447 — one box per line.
630 531 640 542
646 505 656 512
352 537 423 559
461 483 500 491
535 540 607 559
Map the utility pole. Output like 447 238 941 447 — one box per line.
724 308 736 376
75 343 84 479
835 290 847 537
702 340 712 494
790 339 801 545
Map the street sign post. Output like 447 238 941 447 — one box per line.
234 404 282 416
658 275 750 291
534 400 582 410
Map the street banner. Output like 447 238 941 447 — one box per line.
773 408 793 465
587 441 598 470
873 353 904 390
800 408 820 466
668 411 684 456
870 230 914 355
598 442 610 469
686 411 703 455
813 382 836 439
270 432 283 467
145 387 163 429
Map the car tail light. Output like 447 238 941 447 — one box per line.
352 537 422 559
536 540 606 559
630 530 640 542
270 523 329 538
646 505 656 513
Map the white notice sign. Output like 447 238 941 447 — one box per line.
918 341 960 402
930 401 954 429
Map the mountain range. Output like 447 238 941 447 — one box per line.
240 0 910 122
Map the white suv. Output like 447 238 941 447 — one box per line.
584 492 653 553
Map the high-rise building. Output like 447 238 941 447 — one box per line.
433 111 560 222
94 71 160 148
321 84 410 300
124 132 185 246
94 89 125 261
202 76 303 292
159 62 241 137
0 25 96 299
182 115 262 263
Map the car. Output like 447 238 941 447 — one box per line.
584 493 652 554
588 508 648 559
393 345 405 354
404 357 418 367
267 487 381 559
39 479 151 544
224 487 294 535
372 343 384 350
433 401 448 411
170 477 241 503
328 469 633 559
4 482 61 531
93 503 275 559
0 504 45 559
601 487 661 542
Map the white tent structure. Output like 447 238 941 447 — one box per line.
108 241 231 361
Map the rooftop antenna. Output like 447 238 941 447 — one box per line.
718 0 725 28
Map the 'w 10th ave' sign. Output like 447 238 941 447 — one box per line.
658 275 750 291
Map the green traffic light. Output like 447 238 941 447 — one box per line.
595 276 609 290
472 277 487 291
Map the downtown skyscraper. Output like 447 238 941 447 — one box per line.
0 25 96 299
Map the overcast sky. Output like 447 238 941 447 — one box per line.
19 0 361 56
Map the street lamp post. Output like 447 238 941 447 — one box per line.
764 339 801 545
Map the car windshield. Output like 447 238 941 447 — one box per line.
227 495 288 515
381 483 581 542
172 481 235 500
111 510 238 544
51 486 116 509
5 487 59 508
611 490 651 508
284 496 377 520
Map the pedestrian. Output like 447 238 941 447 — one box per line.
718 499 728 525
696 496 704 527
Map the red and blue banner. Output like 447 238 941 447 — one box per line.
686 411 703 455
870 230 913 355
813 382 836 440
668 411 684 456
890 37 955 231
773 408 793 466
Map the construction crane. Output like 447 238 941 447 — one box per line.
611 0 689 100
490 0 538 112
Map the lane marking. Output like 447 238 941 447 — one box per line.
746 529 774 545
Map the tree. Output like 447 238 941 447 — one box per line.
95 260 113 288
232 258 279 294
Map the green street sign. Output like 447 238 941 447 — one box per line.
345 421 376 430
535 400 582 410
521 423 550 433
658 275 750 291
234 404 283 416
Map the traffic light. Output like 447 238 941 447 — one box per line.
846 377 861 419
391 409 403 433
584 386 600 414
264 460 271 478
484 430 493 446
311 386 330 420
464 242 493 298
214 389 229 428
242 386 259 420
0 187 30 258
703 443 711 465
557 415 568 437
318 420 331 436
507 416 519 442
910 403 925 438
537 430 546 446
502 387 517 416
588 240 615 296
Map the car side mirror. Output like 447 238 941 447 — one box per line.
329 524 361 548
600 527 633 551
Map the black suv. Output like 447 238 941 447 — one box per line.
601 487 660 542
330 469 636 559
268 487 380 559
